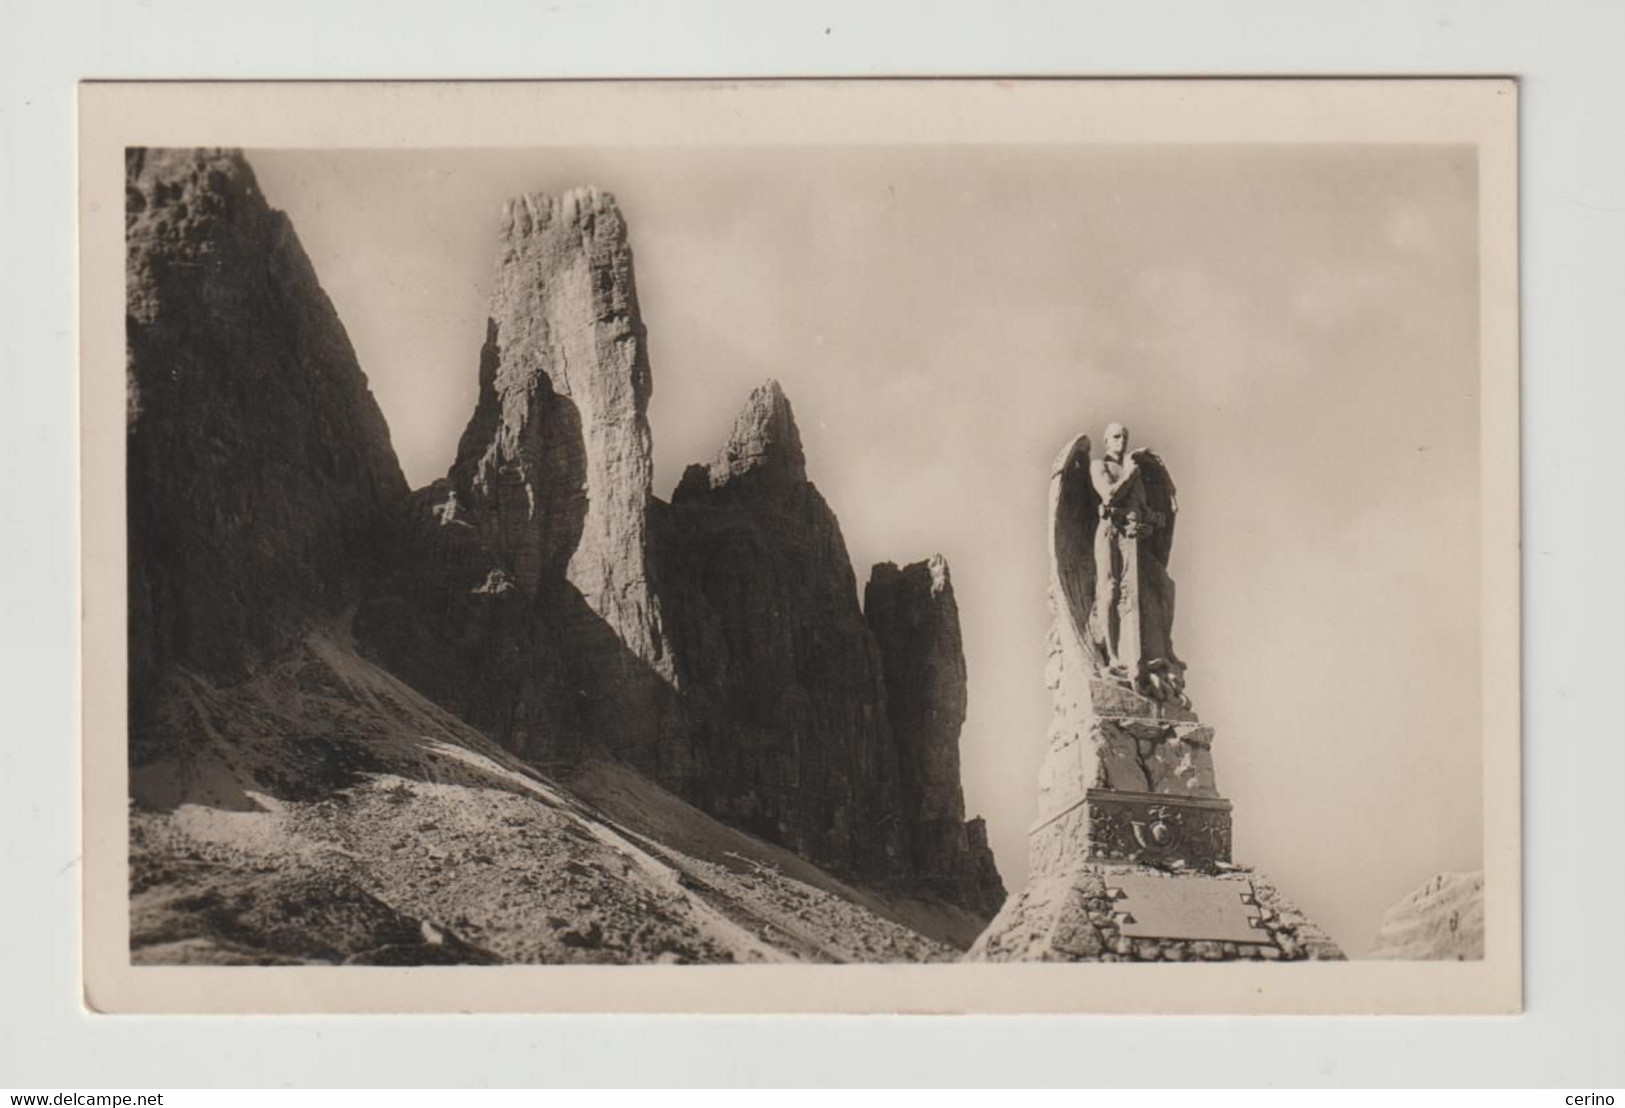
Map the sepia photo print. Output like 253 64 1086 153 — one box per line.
79 80 1520 1013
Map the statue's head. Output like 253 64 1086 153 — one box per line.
1103 423 1129 459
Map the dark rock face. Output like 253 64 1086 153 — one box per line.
126 147 407 718
865 557 1007 916
358 189 684 772
656 381 908 884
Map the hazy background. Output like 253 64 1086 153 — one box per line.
251 145 1482 956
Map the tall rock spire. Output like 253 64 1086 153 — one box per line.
452 187 673 681
360 187 682 770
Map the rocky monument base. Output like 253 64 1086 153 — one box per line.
1030 677 1230 873
969 679 1344 963
968 862 1342 962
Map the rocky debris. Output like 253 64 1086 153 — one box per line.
656 380 908 886
1368 871 1484 960
125 147 407 714
566 760 980 954
130 841 500 967
966 862 1345 963
864 557 1006 917
129 634 957 965
359 188 683 772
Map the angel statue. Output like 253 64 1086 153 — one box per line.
1048 423 1188 707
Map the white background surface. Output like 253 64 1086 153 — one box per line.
2 0 1621 1087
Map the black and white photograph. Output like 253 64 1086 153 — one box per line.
79 80 1520 1014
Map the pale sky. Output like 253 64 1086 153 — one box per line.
251 144 1482 956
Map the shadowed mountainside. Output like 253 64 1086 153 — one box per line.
126 148 406 708
125 148 1003 962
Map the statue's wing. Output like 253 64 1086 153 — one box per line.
1136 450 1178 567
1049 433 1101 663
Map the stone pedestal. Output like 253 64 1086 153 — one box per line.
1031 678 1232 875
968 679 1344 963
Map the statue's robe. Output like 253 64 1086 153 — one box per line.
1090 457 1178 691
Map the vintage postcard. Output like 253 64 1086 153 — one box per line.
79 79 1519 1014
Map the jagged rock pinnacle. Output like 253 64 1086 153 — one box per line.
708 378 808 488
362 180 680 769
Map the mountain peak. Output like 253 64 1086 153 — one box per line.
500 187 621 240
709 379 807 487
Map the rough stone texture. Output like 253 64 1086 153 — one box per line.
358 188 684 771
1029 792 1234 876
1138 723 1218 795
655 380 908 885
864 556 1007 917
700 376 809 489
1085 677 1197 724
1368 871 1485 961
1034 706 1218 826
1031 673 1225 876
459 188 670 660
967 862 1345 963
353 478 586 767
125 147 407 724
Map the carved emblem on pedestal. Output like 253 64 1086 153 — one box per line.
1131 805 1180 853
1086 790 1232 870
